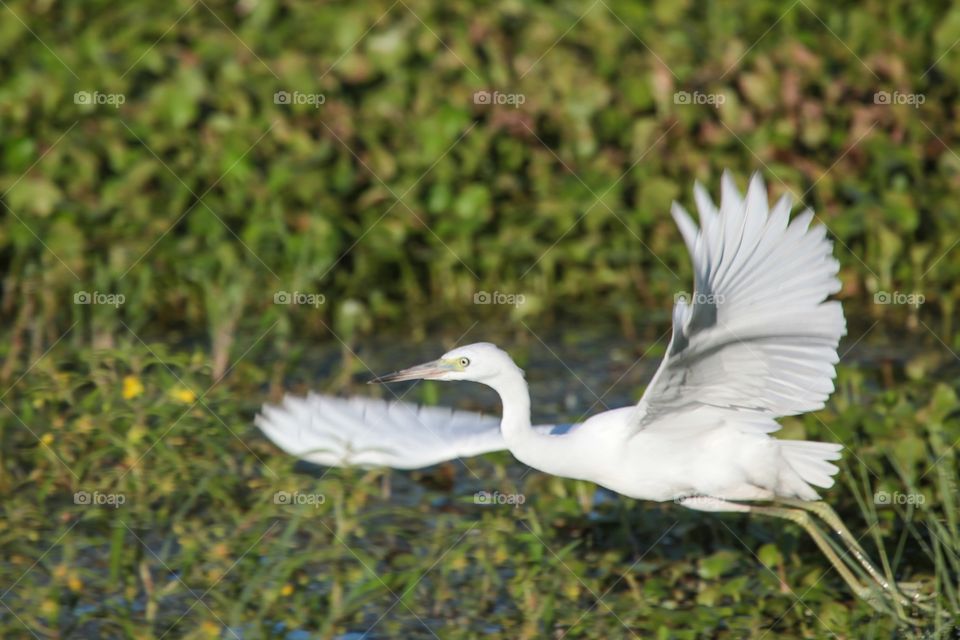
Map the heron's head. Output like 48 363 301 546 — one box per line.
370 342 521 385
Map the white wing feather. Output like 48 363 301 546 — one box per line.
634 172 846 430
255 393 569 469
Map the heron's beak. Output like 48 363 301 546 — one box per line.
368 359 455 384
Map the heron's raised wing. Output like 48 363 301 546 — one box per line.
633 172 846 431
256 393 569 469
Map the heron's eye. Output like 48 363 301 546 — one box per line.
458 357 470 368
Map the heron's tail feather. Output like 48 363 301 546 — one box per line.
778 440 843 500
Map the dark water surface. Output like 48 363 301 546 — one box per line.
283 312 956 426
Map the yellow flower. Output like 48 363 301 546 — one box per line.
68 573 83 592
41 433 55 446
199 620 220 638
122 375 144 400
170 386 197 404
281 583 294 597
41 599 58 617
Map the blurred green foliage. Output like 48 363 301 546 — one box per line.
3 0 960 637
2 0 960 352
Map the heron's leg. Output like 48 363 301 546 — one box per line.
747 505 897 614
678 497 921 619
679 498 876 598
779 499 934 605
778 500 890 591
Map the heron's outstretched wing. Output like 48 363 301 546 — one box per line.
634 172 846 431
256 393 568 469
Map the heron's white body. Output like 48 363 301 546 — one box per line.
256 172 845 510
479 365 834 504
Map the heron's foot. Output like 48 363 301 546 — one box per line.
895 581 935 603
854 583 939 624
889 580 943 617
890 589 937 617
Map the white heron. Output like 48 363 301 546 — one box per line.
257 172 930 617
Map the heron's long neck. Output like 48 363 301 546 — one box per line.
488 368 584 478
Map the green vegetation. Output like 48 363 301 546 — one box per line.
2 0 959 637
